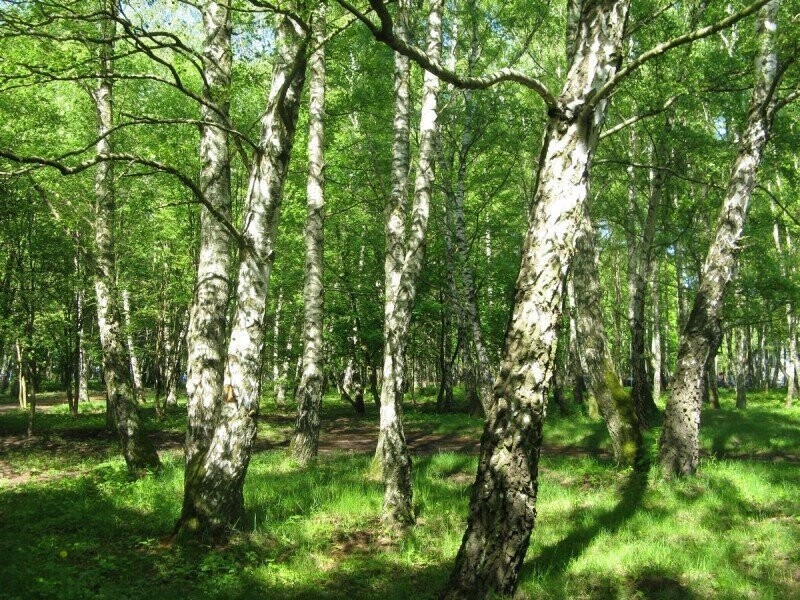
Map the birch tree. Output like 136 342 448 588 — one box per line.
570 209 642 466
176 0 235 535
375 0 442 529
292 2 328 464
177 7 308 539
91 0 160 474
659 0 783 477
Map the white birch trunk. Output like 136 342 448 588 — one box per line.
651 263 662 402
446 1 629 595
76 286 89 403
658 0 781 477
378 0 442 529
121 289 143 400
183 0 234 478
292 4 327 464
179 11 307 538
91 0 159 474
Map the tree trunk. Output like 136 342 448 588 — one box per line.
377 0 442 530
91 0 159 475
658 0 780 477
445 2 629 595
76 285 89 403
736 326 749 409
178 11 307 540
650 264 663 403
708 356 720 409
786 317 798 407
570 210 642 466
292 5 327 464
444 2 493 415
626 141 665 429
772 207 798 407
436 290 455 413
15 340 27 410
121 289 144 401
182 0 235 505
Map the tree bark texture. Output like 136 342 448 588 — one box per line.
178 11 307 539
377 0 441 530
91 0 159 475
445 1 629 595
178 0 236 536
658 0 780 477
183 0 234 482
292 4 327 464
571 210 642 466
121 289 144 400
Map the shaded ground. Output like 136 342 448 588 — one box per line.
2 394 798 487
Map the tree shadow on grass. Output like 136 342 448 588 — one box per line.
522 461 650 580
703 404 800 460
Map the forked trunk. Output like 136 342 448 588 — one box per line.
178 12 307 539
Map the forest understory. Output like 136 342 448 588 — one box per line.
1 388 798 600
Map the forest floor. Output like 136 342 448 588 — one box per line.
1 387 798 599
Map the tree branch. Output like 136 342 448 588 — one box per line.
600 93 683 140
589 0 772 110
335 0 557 109
0 149 246 249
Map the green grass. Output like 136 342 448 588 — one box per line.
0 388 798 599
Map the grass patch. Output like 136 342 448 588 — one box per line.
0 388 798 598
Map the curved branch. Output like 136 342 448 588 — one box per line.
590 0 772 110
0 149 245 248
336 0 557 109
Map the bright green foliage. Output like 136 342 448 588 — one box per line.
1 390 798 599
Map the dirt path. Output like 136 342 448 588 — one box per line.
3 402 797 487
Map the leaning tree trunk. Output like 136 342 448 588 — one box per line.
177 0 236 537
91 0 159 475
376 0 441 530
658 0 780 477
570 210 642 466
292 4 327 464
178 12 307 539
445 2 629 595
